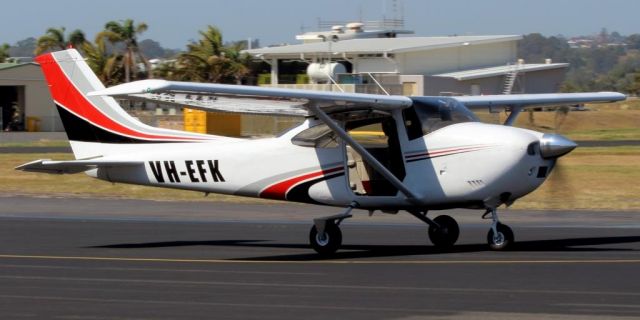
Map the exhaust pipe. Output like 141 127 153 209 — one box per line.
540 133 577 159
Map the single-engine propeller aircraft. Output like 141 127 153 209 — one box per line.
18 49 626 254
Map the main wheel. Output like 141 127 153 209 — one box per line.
309 222 342 255
487 223 514 250
428 215 459 248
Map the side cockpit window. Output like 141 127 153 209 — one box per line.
402 107 423 140
402 99 479 140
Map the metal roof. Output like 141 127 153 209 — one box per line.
432 63 569 81
0 62 37 71
244 35 522 57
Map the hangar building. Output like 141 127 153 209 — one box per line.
244 24 568 96
0 62 60 132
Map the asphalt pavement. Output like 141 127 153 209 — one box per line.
1 196 639 319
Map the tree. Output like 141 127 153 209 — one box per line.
0 43 10 62
627 73 640 95
81 38 124 86
139 39 170 59
34 27 86 55
9 37 36 57
99 19 151 82
626 34 640 50
168 25 249 83
517 33 574 63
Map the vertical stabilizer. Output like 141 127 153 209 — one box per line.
36 49 220 158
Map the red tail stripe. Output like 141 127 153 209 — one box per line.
36 53 205 141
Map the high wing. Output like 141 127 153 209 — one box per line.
16 159 143 174
88 79 413 116
441 92 626 125
89 80 625 116
451 92 626 109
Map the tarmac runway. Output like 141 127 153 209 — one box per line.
1 195 640 319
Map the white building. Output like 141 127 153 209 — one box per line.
244 27 568 96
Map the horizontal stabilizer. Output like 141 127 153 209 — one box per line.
16 159 143 174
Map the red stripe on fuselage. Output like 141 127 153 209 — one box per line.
36 53 205 142
260 166 344 200
405 145 490 159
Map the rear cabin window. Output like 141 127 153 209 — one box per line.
291 124 338 148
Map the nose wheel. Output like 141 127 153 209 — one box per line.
484 208 514 250
487 223 514 250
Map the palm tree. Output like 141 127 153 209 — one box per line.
98 19 151 82
81 38 124 85
172 25 248 83
0 43 10 62
34 27 86 55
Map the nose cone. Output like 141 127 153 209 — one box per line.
540 133 578 158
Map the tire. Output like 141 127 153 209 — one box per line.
487 223 514 251
428 215 460 248
309 222 342 256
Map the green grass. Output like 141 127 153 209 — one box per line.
512 146 640 211
573 146 640 155
2 153 272 204
567 128 640 141
0 140 70 148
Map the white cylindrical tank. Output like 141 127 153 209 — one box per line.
307 62 347 84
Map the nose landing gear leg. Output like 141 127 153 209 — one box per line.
483 208 514 250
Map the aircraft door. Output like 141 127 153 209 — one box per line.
345 114 406 197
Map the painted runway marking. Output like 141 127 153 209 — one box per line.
557 303 640 309
2 275 640 297
2 254 640 265
0 263 323 276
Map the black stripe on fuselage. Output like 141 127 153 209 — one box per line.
56 104 173 143
285 172 345 205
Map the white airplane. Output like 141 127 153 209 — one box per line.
18 49 625 255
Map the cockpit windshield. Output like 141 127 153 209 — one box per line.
402 98 479 140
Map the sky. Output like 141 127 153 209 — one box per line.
2 0 639 49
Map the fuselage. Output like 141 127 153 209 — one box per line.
86 117 556 211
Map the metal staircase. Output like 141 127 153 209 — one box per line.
502 64 520 94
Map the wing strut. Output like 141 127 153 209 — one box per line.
504 106 522 126
308 104 422 203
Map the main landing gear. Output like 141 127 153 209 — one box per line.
308 205 515 255
412 208 514 251
309 204 355 255
408 211 459 248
